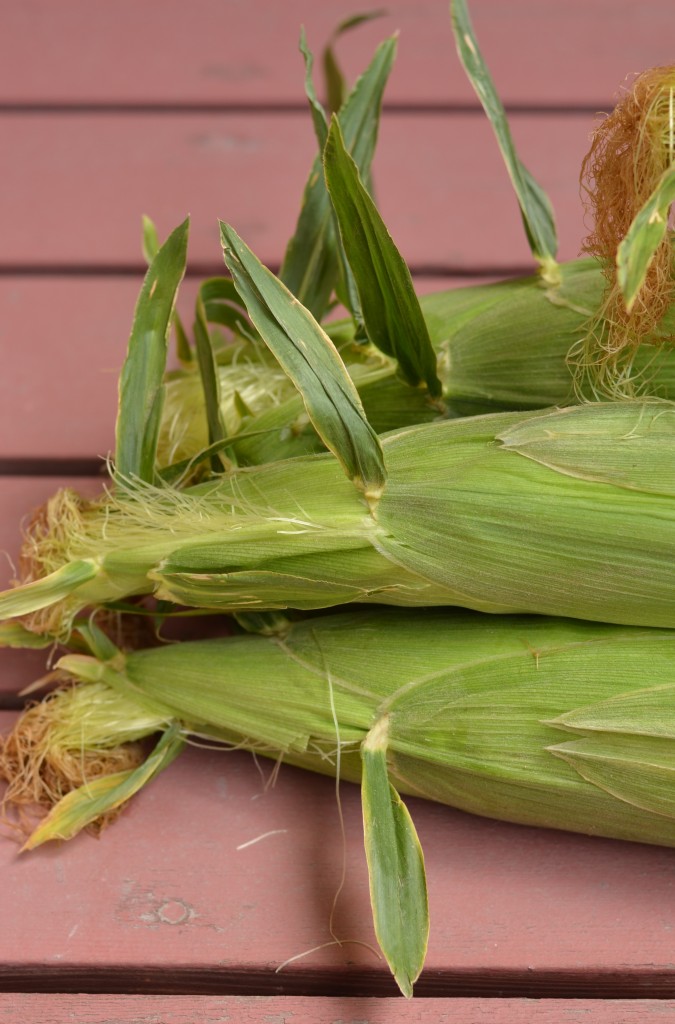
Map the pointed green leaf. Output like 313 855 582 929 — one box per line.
73 621 122 661
141 214 160 263
173 312 193 366
141 216 192 364
549 684 675 740
324 117 443 397
550 734 675 822
0 621 54 649
116 217 190 483
23 725 185 850
193 293 228 472
220 222 386 495
450 0 558 271
617 165 675 312
322 10 388 114
281 36 396 320
361 718 429 998
199 277 255 337
300 28 329 150
497 402 675 496
0 559 98 622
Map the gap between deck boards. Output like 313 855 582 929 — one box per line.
1 965 675 1000
0 264 532 278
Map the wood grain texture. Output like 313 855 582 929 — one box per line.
3 994 675 1023
0 111 592 272
1 0 672 1008
0 0 672 107
2 706 675 995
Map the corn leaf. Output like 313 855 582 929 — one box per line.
550 734 675 821
324 117 443 397
450 0 558 272
142 215 192 364
141 214 159 263
220 222 386 495
74 621 121 661
617 166 675 312
323 10 387 114
194 293 228 472
298 29 364 328
361 721 429 998
0 621 54 649
300 28 329 151
496 403 675 496
549 684 675 739
23 725 185 850
280 36 396 320
116 217 190 483
157 426 283 484
199 277 255 338
0 560 97 621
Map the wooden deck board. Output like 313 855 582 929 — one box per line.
0 111 592 272
2 702 675 994
1 1 671 107
1 0 673 1011
3 994 675 1023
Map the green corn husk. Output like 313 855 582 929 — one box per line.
10 607 675 993
7 401 675 638
53 607 675 847
154 261 675 472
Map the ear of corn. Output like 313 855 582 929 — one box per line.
50 606 675 851
6 402 675 638
9 609 675 992
152 253 675 476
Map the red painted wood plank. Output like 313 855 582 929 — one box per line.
2 700 675 994
0 478 103 697
0 276 156 461
0 1 671 107
0 112 592 271
2 994 675 1023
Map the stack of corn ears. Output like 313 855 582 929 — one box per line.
2 0 675 998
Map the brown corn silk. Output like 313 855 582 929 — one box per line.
572 66 675 396
0 681 156 836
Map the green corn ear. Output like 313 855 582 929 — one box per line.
155 258 675 471
6 401 675 638
39 606 675 850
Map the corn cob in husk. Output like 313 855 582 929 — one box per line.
23 606 675 848
5 400 675 639
8 607 675 992
156 258 675 471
